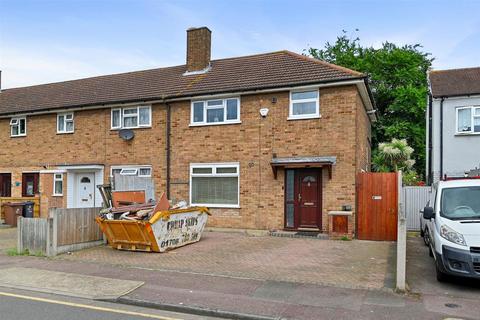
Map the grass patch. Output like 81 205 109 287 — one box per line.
340 236 351 241
6 248 29 256
5 248 45 257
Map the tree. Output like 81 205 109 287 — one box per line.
307 31 433 178
372 138 415 172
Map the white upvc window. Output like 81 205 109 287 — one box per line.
53 173 63 196
190 163 240 208
190 97 240 126
456 106 480 134
288 89 320 120
110 165 152 177
57 112 74 133
10 117 27 137
111 105 151 129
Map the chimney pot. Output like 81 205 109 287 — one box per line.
186 27 211 73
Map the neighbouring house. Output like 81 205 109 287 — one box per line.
0 27 375 236
427 67 480 184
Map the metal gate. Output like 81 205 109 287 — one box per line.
403 186 430 231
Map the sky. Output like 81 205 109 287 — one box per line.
0 0 479 89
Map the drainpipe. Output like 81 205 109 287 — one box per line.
166 102 171 199
427 93 433 184
439 97 445 180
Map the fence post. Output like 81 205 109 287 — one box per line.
396 170 407 292
47 208 58 257
17 217 23 254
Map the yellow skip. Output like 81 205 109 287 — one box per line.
0 291 183 320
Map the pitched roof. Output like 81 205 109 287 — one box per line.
0 51 365 116
429 67 480 98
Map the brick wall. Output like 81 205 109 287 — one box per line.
186 27 211 72
0 84 370 231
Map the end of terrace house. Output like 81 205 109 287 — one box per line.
0 27 376 237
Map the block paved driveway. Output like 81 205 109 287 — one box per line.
58 231 395 290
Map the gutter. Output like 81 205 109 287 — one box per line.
0 77 371 118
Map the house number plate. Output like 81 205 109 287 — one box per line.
372 196 382 200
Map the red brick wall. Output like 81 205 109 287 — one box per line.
0 85 371 231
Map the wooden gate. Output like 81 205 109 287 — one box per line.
356 172 398 241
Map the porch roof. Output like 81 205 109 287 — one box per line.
270 156 336 179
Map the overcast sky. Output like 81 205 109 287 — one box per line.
1 0 479 89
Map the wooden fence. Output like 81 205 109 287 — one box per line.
17 218 48 254
0 197 40 220
17 207 104 256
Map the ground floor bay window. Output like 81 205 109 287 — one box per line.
190 163 239 208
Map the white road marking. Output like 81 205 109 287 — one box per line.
0 291 183 320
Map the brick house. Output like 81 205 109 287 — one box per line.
0 27 375 236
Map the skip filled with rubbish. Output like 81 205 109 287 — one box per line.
95 187 210 252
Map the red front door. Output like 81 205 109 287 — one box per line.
285 168 322 229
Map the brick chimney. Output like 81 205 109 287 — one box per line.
186 27 211 73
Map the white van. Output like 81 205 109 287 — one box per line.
423 179 480 281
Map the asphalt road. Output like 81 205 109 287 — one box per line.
0 288 220 320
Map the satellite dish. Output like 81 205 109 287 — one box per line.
119 129 134 141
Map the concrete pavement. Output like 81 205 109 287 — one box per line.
0 267 143 299
0 254 469 320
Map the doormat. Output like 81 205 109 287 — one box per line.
269 231 328 240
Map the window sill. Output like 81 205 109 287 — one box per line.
52 194 64 197
10 135 26 138
455 132 480 136
189 120 242 127
287 115 321 121
56 131 74 135
110 126 152 131
191 204 240 209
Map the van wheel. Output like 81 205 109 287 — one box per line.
420 228 424 237
423 230 429 246
436 262 447 282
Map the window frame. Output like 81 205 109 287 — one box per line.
53 173 63 196
57 112 75 134
10 117 27 137
189 162 240 208
111 105 152 130
288 89 320 120
190 97 241 126
456 106 480 135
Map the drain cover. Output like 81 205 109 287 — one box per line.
444 303 460 309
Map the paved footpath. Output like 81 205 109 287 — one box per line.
0 254 473 320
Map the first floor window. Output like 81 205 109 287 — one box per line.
53 173 63 196
110 165 152 177
190 163 239 207
111 105 151 129
10 117 26 137
289 89 320 119
57 112 74 133
457 106 480 133
191 98 240 125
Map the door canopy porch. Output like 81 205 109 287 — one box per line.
270 156 336 179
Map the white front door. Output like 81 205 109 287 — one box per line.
75 173 95 208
